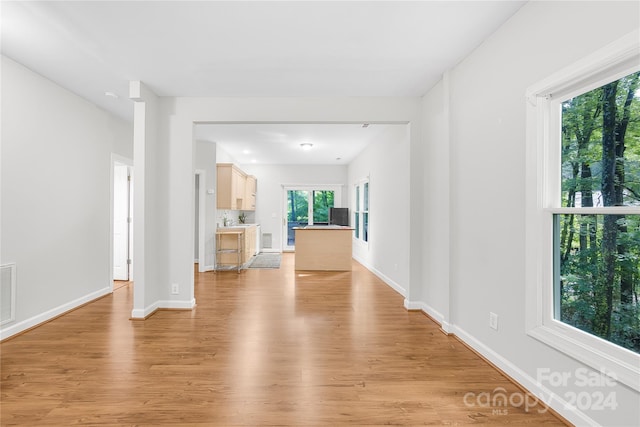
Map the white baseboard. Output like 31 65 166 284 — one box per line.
131 301 159 319
0 286 112 340
401 296 597 426
158 298 197 310
451 325 598 427
353 254 406 297
370 266 406 297
131 298 196 319
404 299 452 332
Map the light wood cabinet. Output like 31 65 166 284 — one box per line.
294 227 353 271
216 164 256 211
215 225 258 271
245 175 257 211
243 225 257 262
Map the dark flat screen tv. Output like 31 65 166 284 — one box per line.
329 207 349 226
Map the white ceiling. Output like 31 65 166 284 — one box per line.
1 0 525 164
195 122 403 165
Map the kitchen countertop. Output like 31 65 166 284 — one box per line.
293 225 353 230
217 224 259 231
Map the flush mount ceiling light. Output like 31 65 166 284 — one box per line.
104 91 119 99
300 143 313 151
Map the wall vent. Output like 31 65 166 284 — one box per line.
262 233 272 249
1 263 16 325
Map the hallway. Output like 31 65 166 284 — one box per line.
0 254 565 425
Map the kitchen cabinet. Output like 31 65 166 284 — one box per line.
294 226 354 271
216 163 256 211
243 225 257 260
245 175 257 210
215 225 259 271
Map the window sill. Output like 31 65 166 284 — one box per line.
527 322 640 391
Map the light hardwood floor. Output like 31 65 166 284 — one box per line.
1 254 566 426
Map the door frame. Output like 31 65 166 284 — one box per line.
194 169 206 273
110 154 133 288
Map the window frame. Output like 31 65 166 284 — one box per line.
354 178 369 244
282 185 343 251
525 30 640 392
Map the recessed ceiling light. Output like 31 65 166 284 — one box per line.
104 91 119 99
300 143 313 151
251 159 257 163
242 149 251 154
362 123 370 128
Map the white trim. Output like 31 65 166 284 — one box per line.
525 30 640 104
158 298 197 310
354 177 370 245
110 154 133 288
131 298 197 319
131 301 159 319
525 29 640 392
399 301 599 424
0 263 17 326
403 299 451 333
452 325 600 427
195 169 206 273
547 207 640 215
353 253 405 297
0 286 112 340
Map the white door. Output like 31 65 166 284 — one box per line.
113 164 131 280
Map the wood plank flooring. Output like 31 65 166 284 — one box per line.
1 254 566 426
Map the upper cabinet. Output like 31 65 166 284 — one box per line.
216 163 257 211
245 175 257 210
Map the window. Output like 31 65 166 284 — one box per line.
526 31 640 391
355 179 369 243
283 186 340 250
557 75 640 352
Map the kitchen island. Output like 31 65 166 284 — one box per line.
294 225 354 271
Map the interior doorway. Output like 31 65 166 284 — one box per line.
113 160 133 283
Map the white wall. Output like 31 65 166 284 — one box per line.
241 164 348 251
348 124 410 295
0 56 132 338
420 78 451 329
418 2 639 425
130 82 175 317
195 141 216 269
215 144 239 164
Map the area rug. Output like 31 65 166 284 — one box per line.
248 253 281 269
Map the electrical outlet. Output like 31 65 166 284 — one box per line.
489 312 499 330
171 283 179 295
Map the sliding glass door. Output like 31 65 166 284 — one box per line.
286 190 309 249
283 186 341 251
